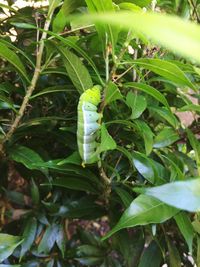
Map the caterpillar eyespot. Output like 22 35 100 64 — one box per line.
77 85 102 166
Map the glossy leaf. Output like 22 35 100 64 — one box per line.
38 224 58 253
80 11 200 64
149 106 178 129
43 31 103 85
59 47 93 94
53 0 83 32
154 127 179 148
56 225 67 258
9 146 46 173
0 95 17 113
125 82 170 109
174 212 194 252
118 2 141 11
126 92 147 119
20 218 37 258
57 151 82 166
105 82 123 105
85 0 119 55
178 104 200 113
44 177 99 194
0 265 21 267
98 123 116 153
132 151 156 184
139 178 200 212
103 195 178 239
115 0 151 7
138 241 162 267
134 120 154 155
0 234 22 263
167 239 181 267
0 39 34 68
114 187 133 207
30 85 75 99
0 42 29 82
186 128 200 175
132 58 195 90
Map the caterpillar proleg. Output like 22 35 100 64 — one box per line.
77 85 102 166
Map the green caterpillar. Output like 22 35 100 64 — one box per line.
77 85 102 166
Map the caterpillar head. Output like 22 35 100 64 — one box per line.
81 85 101 106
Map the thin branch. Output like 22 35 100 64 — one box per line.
47 24 95 41
188 0 200 23
1 5 55 146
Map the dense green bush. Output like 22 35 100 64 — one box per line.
0 0 200 266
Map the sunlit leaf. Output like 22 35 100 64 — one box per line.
103 194 178 239
136 178 200 212
0 234 22 263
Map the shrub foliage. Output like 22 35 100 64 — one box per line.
0 0 200 266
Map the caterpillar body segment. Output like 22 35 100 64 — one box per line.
77 85 102 166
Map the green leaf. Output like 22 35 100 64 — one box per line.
0 265 21 267
115 0 151 7
186 128 200 175
149 106 178 129
38 224 58 253
86 0 119 55
114 230 144 267
174 212 194 252
116 146 134 165
30 178 40 205
44 177 99 194
76 244 104 266
79 11 200 64
114 187 133 207
118 2 141 12
192 220 200 234
154 127 179 148
56 225 67 258
178 104 200 113
9 145 46 174
0 234 22 263
59 47 93 94
98 123 117 153
161 154 184 181
139 178 200 212
36 27 103 85
53 0 84 32
134 120 154 155
57 151 82 166
0 95 17 113
77 244 103 257
0 3 16 11
0 42 29 83
126 92 147 119
20 218 37 259
76 256 104 266
30 85 75 99
19 116 69 129
33 160 100 184
103 194 178 239
105 82 123 105
132 58 195 90
167 239 181 267
132 151 156 184
125 82 170 109
11 22 36 29
0 39 34 68
138 241 162 267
